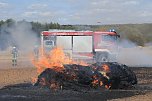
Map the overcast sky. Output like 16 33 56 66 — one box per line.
0 0 152 25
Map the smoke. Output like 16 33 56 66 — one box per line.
0 21 39 52
117 40 152 67
0 24 13 50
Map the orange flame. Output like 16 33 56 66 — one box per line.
92 75 99 87
32 47 88 74
31 77 38 85
102 64 110 71
32 47 113 89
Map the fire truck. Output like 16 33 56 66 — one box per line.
40 29 120 62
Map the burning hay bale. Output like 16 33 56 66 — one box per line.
92 62 137 89
34 62 137 91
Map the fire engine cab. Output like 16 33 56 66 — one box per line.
41 29 120 62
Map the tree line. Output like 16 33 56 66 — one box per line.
0 19 74 36
95 24 152 46
0 19 152 50
0 19 74 50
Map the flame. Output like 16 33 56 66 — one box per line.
31 77 38 84
33 47 88 74
32 47 113 90
102 64 110 71
100 81 103 86
102 64 111 89
92 75 99 87
91 64 111 89
39 77 47 86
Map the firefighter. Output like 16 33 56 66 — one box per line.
12 46 18 66
34 45 39 61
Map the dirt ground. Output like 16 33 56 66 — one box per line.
0 48 152 101
0 68 37 89
0 63 152 101
109 92 152 101
109 67 152 101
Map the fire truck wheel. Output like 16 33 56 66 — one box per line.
95 53 109 62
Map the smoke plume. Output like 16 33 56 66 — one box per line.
0 21 39 52
117 40 152 67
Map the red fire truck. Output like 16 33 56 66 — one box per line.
40 29 120 62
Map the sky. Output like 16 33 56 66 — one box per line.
0 0 152 25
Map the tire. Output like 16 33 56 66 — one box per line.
95 53 109 62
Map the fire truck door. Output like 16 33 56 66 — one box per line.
72 36 93 59
56 36 72 58
73 36 92 52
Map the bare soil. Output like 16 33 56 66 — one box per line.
0 64 152 101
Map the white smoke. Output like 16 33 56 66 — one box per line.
0 21 39 52
117 40 152 67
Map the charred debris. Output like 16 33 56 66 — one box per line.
34 62 137 91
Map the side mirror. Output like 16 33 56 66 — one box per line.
117 35 120 38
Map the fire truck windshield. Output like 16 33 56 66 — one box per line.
45 40 54 46
102 35 118 42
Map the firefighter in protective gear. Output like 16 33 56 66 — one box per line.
12 47 18 66
34 46 39 61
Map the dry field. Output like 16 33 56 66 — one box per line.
0 47 152 101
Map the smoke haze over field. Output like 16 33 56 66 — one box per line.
0 22 152 67
117 40 152 67
0 21 39 51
